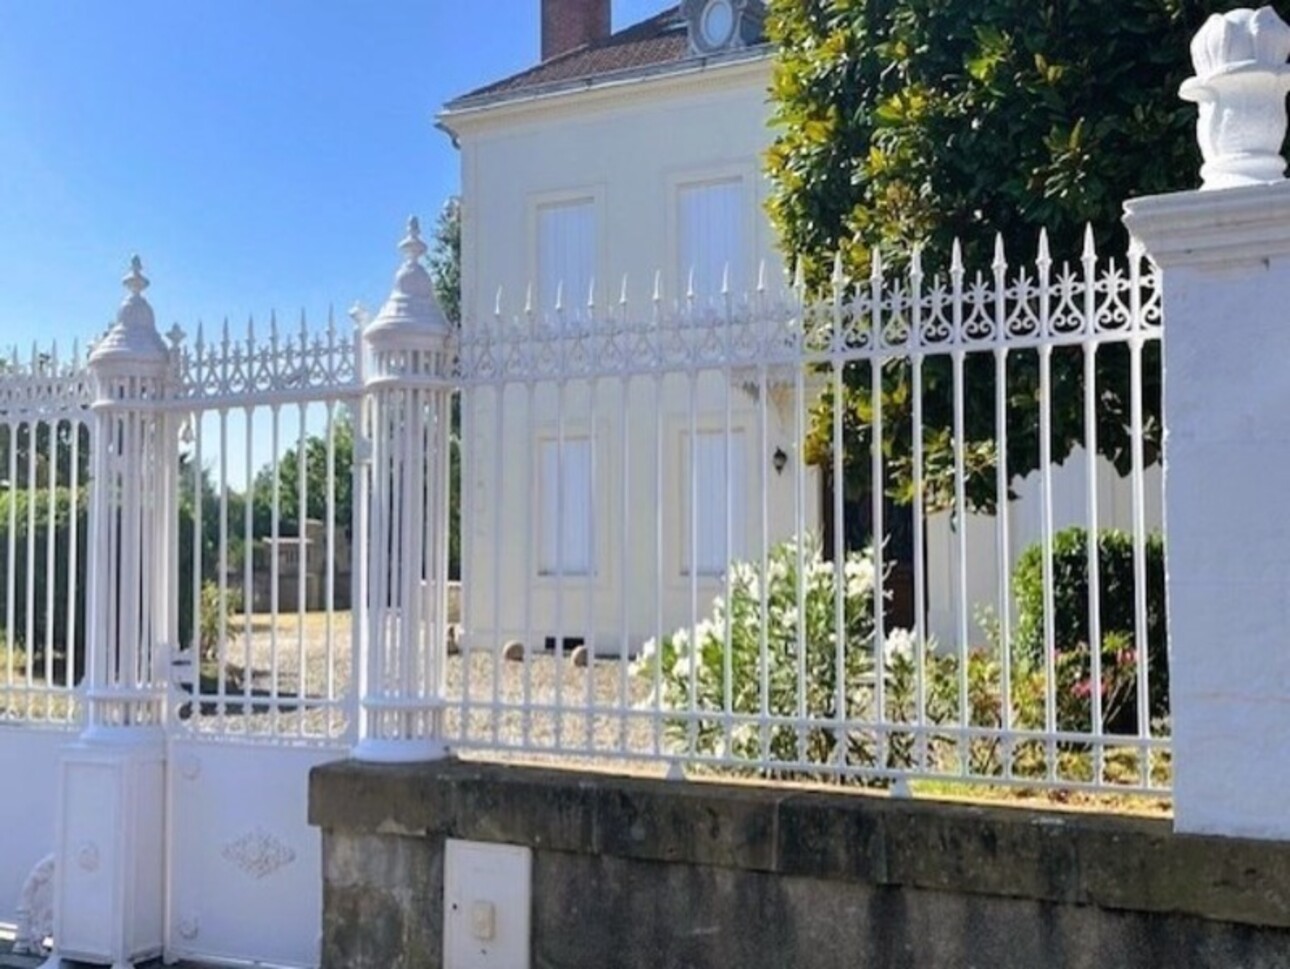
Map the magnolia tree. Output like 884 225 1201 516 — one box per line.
761 0 1240 512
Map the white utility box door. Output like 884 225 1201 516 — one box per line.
444 839 532 969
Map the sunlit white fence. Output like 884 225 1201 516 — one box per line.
0 229 1168 801
452 231 1168 794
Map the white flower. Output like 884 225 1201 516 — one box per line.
767 558 789 585
845 557 875 599
693 619 722 646
629 638 659 679
882 628 917 665
669 649 697 679
726 723 759 755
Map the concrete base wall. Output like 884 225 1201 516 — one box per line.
309 761 1290 969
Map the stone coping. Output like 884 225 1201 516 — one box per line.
309 758 1290 930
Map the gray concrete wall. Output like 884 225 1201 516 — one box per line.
309 761 1290 969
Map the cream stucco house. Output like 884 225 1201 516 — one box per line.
437 0 1161 657
439 0 819 658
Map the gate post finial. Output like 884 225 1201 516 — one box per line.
88 255 168 372
1180 6 1290 189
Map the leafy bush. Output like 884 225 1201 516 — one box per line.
635 534 1167 785
197 581 245 663
0 487 89 678
1012 527 1167 725
634 535 881 767
631 537 1009 777
0 476 246 682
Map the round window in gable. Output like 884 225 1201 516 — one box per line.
701 0 735 48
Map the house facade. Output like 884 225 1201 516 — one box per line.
440 0 818 658
438 0 1161 656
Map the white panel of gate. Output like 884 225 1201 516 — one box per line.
166 739 345 967
0 728 70 928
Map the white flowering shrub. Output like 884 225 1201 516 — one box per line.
634 534 1169 788
634 534 898 769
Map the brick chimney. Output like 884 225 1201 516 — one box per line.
542 0 611 61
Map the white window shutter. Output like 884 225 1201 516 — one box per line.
687 430 747 575
540 437 593 575
677 179 745 301
537 200 596 323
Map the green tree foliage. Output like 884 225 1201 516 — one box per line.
0 421 91 491
430 196 462 579
252 419 355 540
429 197 462 328
765 0 1240 274
178 455 246 651
0 487 88 676
764 0 1239 512
0 457 239 674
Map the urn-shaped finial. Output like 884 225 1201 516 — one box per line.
1180 7 1290 190
365 216 451 354
88 254 168 374
1190 6 1290 80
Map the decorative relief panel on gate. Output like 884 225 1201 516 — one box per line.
14 854 54 955
220 827 297 880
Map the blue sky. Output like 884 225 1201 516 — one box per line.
0 0 672 353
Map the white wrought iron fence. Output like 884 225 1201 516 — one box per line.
0 228 1168 797
0 218 1170 969
0 345 92 726
452 230 1169 795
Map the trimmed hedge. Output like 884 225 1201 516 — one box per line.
1013 526 1167 723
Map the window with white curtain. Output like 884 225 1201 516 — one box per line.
683 429 747 576
536 198 596 323
539 436 594 576
677 178 745 302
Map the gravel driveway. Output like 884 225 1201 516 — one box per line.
178 612 663 774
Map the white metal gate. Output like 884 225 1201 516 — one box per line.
0 220 452 968
0 271 379 965
162 316 363 966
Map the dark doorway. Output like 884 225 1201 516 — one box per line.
820 469 917 631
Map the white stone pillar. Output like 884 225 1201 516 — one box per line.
353 218 456 762
45 257 174 968
1123 7 1290 839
